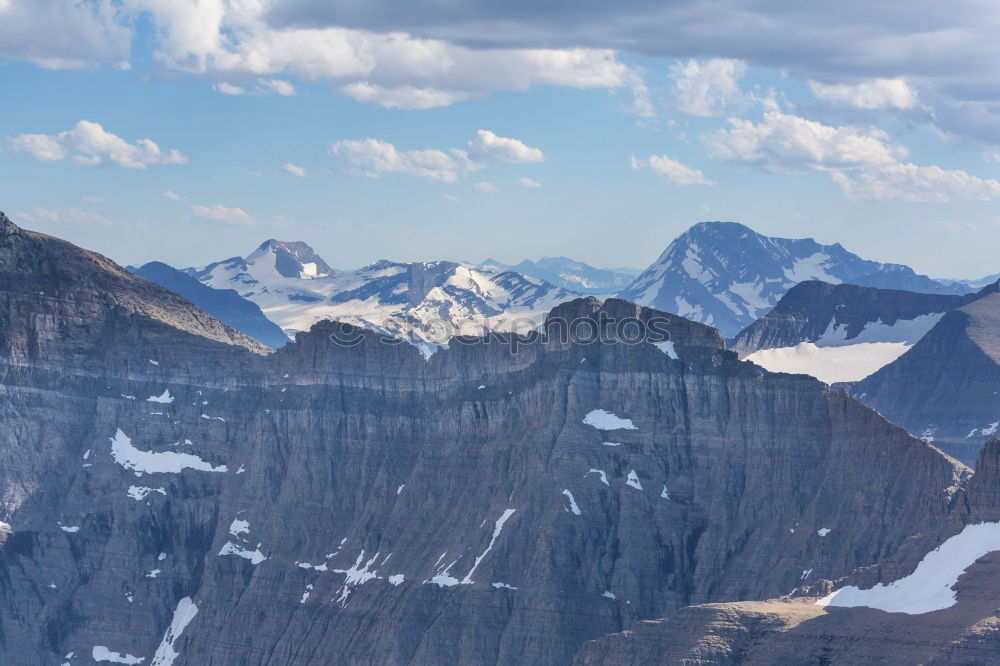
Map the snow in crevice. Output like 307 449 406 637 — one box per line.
218 542 266 565
332 550 381 604
92 646 144 664
461 509 516 585
229 519 250 538
817 522 1000 614
660 485 670 499
110 429 227 476
127 486 166 501
492 582 517 590
562 489 582 515
146 390 174 404
150 596 198 666
425 557 461 588
583 409 637 431
388 574 404 586
817 527 831 537
653 341 679 360
626 470 643 491
586 469 609 486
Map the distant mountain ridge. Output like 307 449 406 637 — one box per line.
849 278 1000 465
727 281 974 383
478 257 640 294
187 242 582 349
129 261 290 349
618 221 968 337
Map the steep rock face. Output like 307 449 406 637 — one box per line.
131 261 290 349
0 218 971 665
0 212 269 366
729 281 969 384
618 221 964 338
575 440 1000 666
850 281 1000 465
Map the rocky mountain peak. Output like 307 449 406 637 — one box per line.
250 239 335 279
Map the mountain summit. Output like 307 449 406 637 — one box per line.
618 222 966 337
247 239 336 279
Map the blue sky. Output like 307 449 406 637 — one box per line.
1 1 999 279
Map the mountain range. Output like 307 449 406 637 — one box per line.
186 240 580 351
478 256 640 293
618 221 970 338
0 210 986 664
728 281 975 384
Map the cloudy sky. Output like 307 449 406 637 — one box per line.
1 0 999 278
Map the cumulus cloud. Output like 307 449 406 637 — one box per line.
282 162 307 177
706 110 1000 201
7 120 187 169
467 130 543 164
331 138 460 182
517 176 542 188
669 59 747 117
809 78 918 110
110 1 647 111
0 0 131 70
190 204 253 224
473 181 498 193
330 130 542 182
630 154 715 185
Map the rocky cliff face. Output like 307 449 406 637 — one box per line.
0 213 972 665
575 440 1000 666
850 280 1000 465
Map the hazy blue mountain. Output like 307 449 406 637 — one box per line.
130 261 290 349
479 256 640 294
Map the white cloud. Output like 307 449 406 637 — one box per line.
82 195 105 204
831 164 1000 203
630 154 715 185
669 59 747 117
117 1 646 111
164 189 182 200
467 130 543 164
330 130 542 182
190 204 252 225
215 78 296 97
810 78 918 110
443 194 461 203
517 176 542 188
0 0 131 70
331 138 460 182
473 181 498 193
8 120 187 169
705 111 902 173
282 162 307 177
15 205 112 226
706 110 1000 202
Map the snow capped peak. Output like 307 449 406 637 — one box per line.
246 239 335 279
619 221 964 337
192 248 581 346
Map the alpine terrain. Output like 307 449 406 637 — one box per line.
618 222 966 338
729 281 975 384
849 278 1000 465
186 240 581 350
0 211 978 665
478 257 640 294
